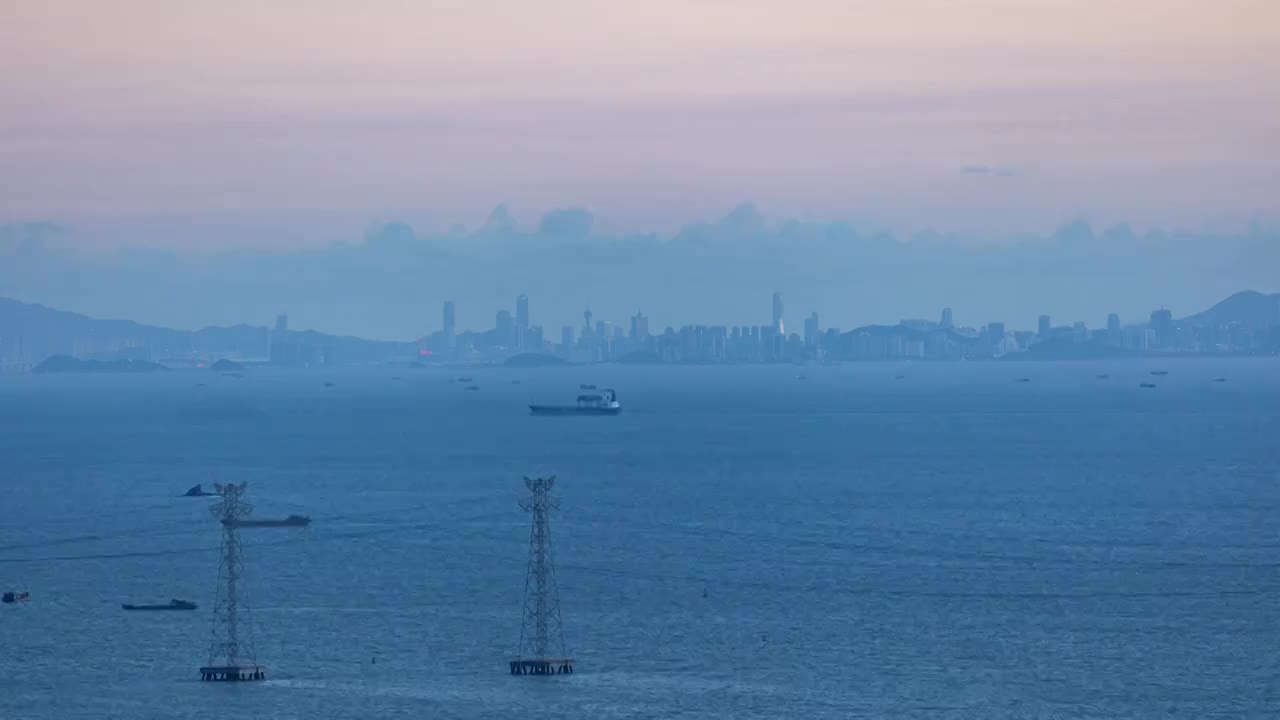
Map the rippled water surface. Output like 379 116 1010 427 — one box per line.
1 360 1278 719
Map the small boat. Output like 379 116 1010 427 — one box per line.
511 380 521 384
894 375 905 380
1139 383 1157 388
183 484 215 497
578 384 597 390
531 389 622 416
323 381 335 387
1213 377 1227 383
122 598 197 611
1096 374 1110 380
2 591 29 604
464 385 480 391
222 514 311 529
1151 370 1169 376
1015 378 1031 383
458 377 474 382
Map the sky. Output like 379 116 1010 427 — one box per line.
3 0 1278 247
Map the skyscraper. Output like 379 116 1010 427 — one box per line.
1150 308 1174 348
274 314 288 334
629 312 649 341
516 295 529 331
940 307 954 329
443 300 456 341
496 310 514 347
561 326 574 357
803 312 819 348
442 299 458 333
772 292 784 334
1107 313 1120 333
1038 314 1051 337
987 321 1006 347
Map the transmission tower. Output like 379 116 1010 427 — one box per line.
199 482 266 682
509 476 573 676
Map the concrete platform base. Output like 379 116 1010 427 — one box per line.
199 664 267 681
509 658 574 676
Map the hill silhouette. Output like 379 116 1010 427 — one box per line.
1179 290 1280 329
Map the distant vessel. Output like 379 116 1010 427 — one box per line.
579 384 597 390
1140 383 1158 388
222 514 311 528
122 598 197 611
1151 370 1169 376
1096 374 1110 379
464 385 480 391
2 591 29 604
531 389 621 416
1016 378 1031 383
1213 377 1228 383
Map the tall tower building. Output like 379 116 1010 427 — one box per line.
1150 308 1174 348
941 307 954 329
443 301 456 349
1107 313 1120 333
629 312 649 341
1038 314 1051 337
274 314 288 334
804 312 819 348
496 310 514 347
772 292 784 335
516 295 529 331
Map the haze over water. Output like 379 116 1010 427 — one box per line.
2 360 1277 719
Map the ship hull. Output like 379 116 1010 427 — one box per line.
529 405 621 416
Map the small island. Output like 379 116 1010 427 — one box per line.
210 359 245 372
32 355 167 374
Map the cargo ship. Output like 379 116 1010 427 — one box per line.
122 598 197 611
530 389 621 416
221 514 311 528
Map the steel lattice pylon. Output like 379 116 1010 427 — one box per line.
511 476 573 675
202 481 262 680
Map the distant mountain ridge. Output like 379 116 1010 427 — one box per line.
1179 291 1280 330
0 297 416 365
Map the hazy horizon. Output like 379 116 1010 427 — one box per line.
3 2 1278 338
3 207 1277 340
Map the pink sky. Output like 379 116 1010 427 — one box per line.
2 0 1277 244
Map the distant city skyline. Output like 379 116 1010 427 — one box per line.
2 212 1276 341
3 288 1275 371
